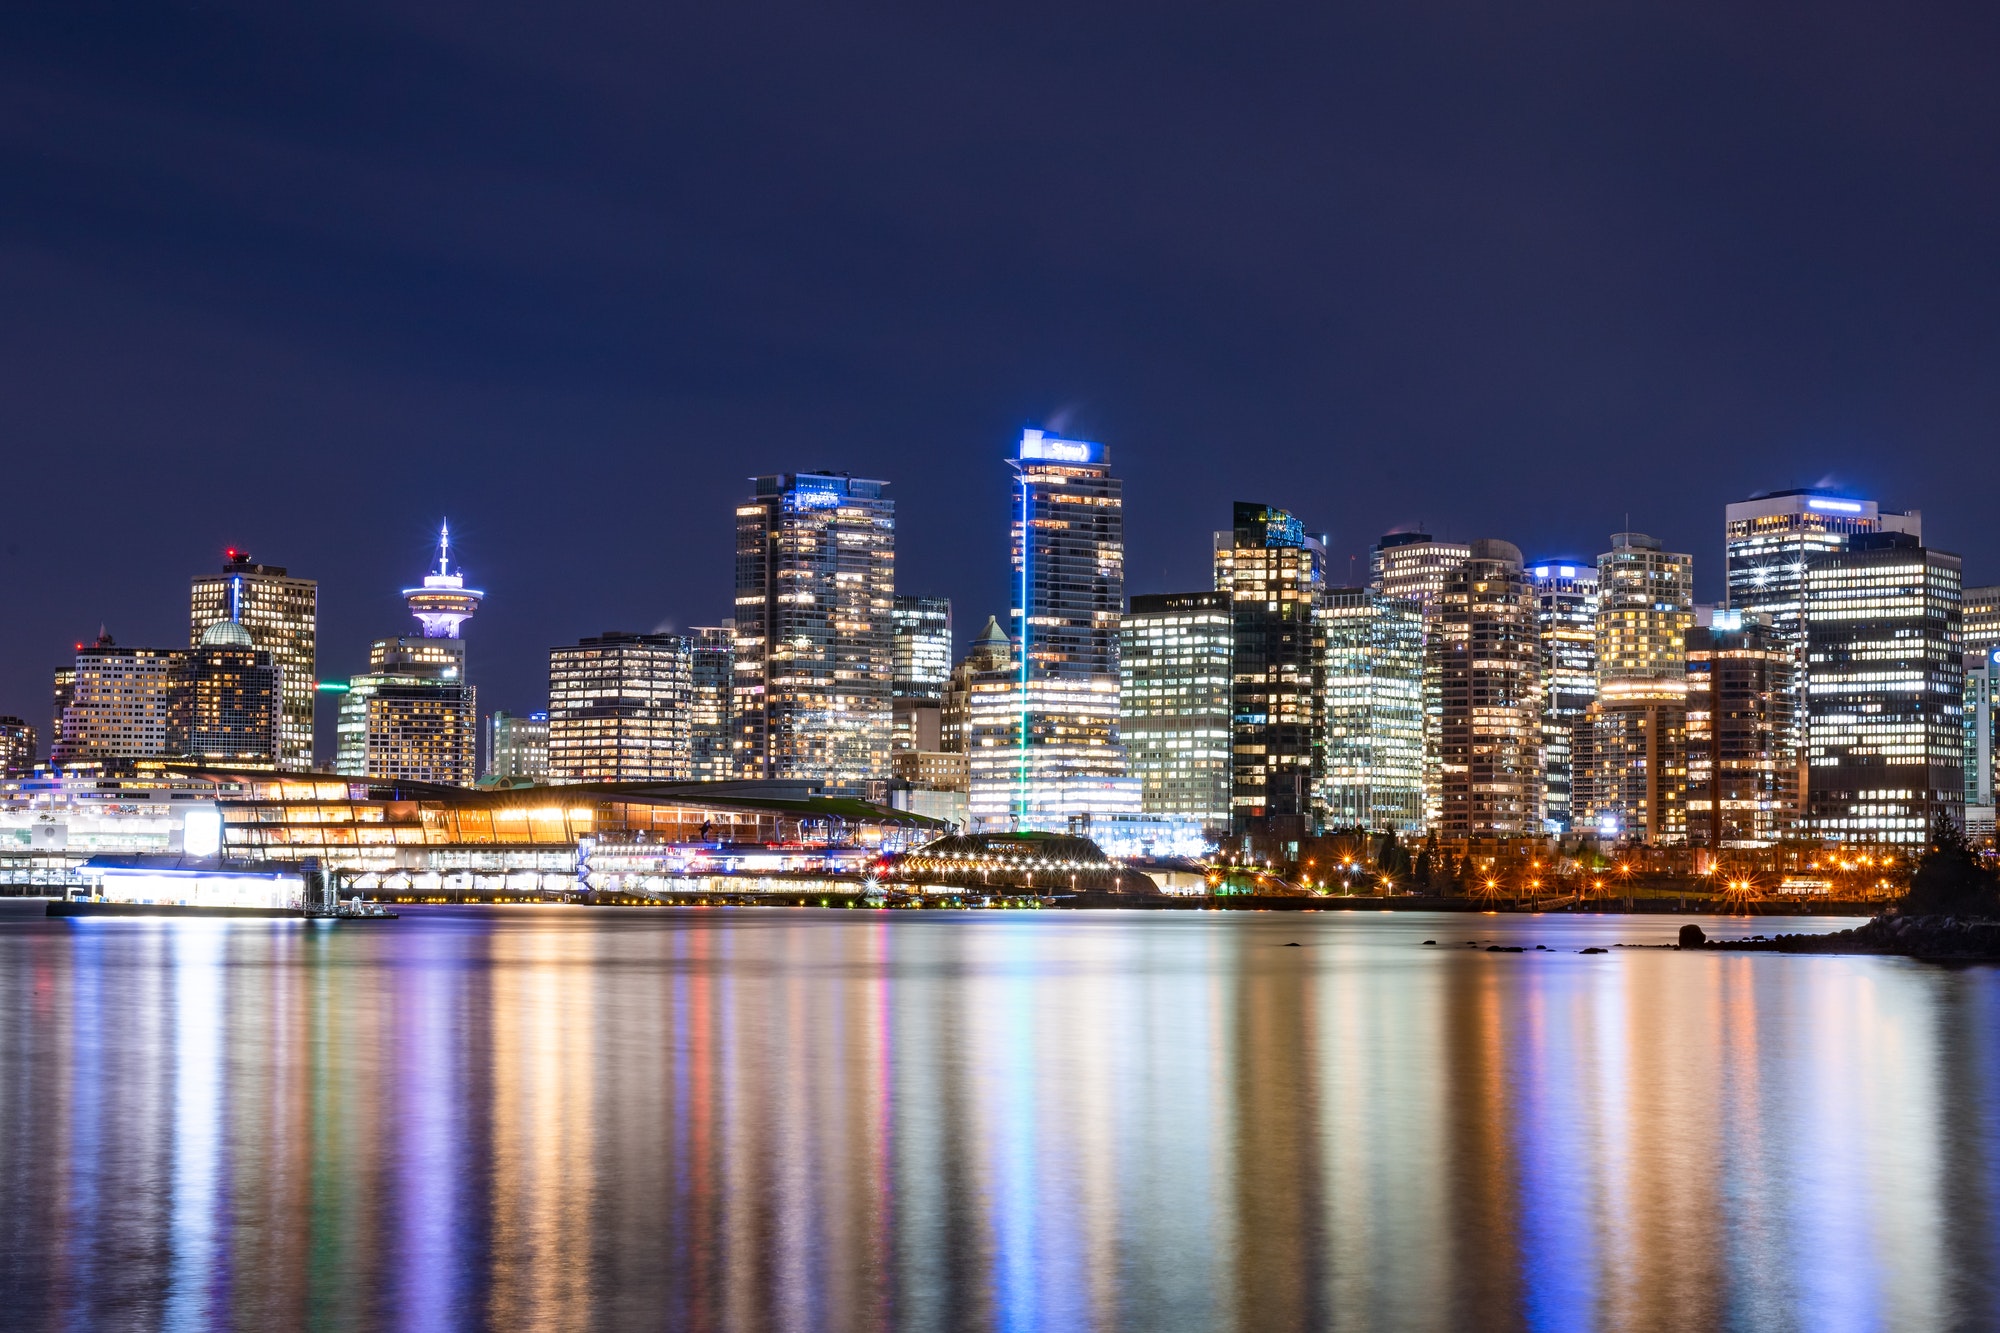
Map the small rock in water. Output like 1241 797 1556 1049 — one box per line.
1422 939 1437 945
1284 942 1300 947
1678 923 1707 948
1580 946 1607 954
1534 945 1547 950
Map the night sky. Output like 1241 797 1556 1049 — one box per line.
5 1 1999 757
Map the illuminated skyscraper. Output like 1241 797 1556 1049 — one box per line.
971 429 1136 830
733 473 894 791
892 596 953 700
1370 531 1472 829
182 621 281 768
486 710 550 783
547 632 693 782
1582 532 1693 844
1966 648 1999 845
0 717 33 776
1963 585 2000 658
688 625 736 781
1320 589 1424 833
1216 503 1325 836
1686 611 1793 848
1530 561 1599 834
1120 591 1233 831
1804 533 1963 844
1434 541 1542 842
53 634 184 765
190 550 316 769
943 616 1011 755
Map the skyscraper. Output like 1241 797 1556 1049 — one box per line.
1120 591 1233 831
487 711 551 783
733 473 894 791
1966 648 1999 844
547 632 693 782
971 429 1136 830
182 621 282 768
1803 532 1963 844
688 625 736 782
52 634 183 765
1433 541 1542 843
943 616 1011 755
0 717 33 776
1963 585 2000 658
1686 611 1794 848
190 550 317 769
1529 561 1599 835
1320 589 1424 833
1370 531 1472 829
892 596 953 700
1216 503 1326 837
1585 532 1694 845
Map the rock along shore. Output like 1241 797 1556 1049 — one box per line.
1673 915 2000 961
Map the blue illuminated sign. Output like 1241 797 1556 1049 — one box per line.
784 478 846 512
1807 498 1864 514
1018 428 1102 464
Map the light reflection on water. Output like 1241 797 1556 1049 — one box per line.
1 907 1997 1330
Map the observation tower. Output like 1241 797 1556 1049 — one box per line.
403 520 484 638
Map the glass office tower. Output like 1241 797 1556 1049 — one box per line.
1434 541 1542 842
547 632 694 783
1530 561 1599 834
1120 591 1233 831
487 710 551 783
1321 589 1423 833
1216 503 1325 836
688 625 736 782
1587 532 1694 845
1370 531 1472 829
190 550 317 769
733 473 894 792
1685 611 1793 848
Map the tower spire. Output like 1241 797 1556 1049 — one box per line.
437 520 452 577
403 518 484 639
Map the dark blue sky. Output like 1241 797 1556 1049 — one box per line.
4 1 1998 755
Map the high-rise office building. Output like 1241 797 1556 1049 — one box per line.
0 717 37 776
733 473 894 791
336 637 477 785
970 429 1136 830
1803 533 1963 844
1371 531 1472 829
1585 532 1694 845
547 632 694 783
49 667 74 761
190 550 317 769
688 625 735 781
1725 490 1920 818
1120 591 1233 831
1963 585 2000 658
1216 503 1325 836
1433 541 1542 842
1966 648 2000 844
943 616 1011 755
892 596 953 700
52 634 185 765
1320 589 1424 833
182 621 282 768
487 710 551 783
1685 611 1794 848
1530 561 1598 834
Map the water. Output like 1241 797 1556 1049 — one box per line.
2 906 1997 1331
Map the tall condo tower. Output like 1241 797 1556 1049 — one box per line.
1685 610 1793 848
190 550 317 769
1216 502 1326 837
1320 589 1424 833
1433 540 1543 843
973 428 1136 830
733 473 895 792
1585 532 1694 845
1370 531 1473 830
1530 561 1599 835
1120 591 1233 832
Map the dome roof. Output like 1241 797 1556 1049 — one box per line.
199 620 254 647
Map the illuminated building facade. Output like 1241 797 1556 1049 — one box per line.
1371 531 1472 829
943 616 1011 755
52 635 185 765
1584 532 1694 845
547 632 693 782
971 429 1136 831
1966 648 2000 844
1530 561 1598 834
1216 503 1325 836
733 473 894 791
0 718 36 776
1803 533 1963 844
49 668 73 761
182 622 282 768
336 638 477 786
688 625 735 781
1433 541 1542 842
1120 591 1233 831
892 596 953 701
486 710 550 783
189 551 317 769
1685 611 1794 847
1320 589 1424 833
1964 585 2000 658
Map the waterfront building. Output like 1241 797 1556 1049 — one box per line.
1584 532 1694 845
1803 532 1963 844
1433 541 1542 842
487 710 551 783
182 622 282 768
892 596 953 701
0 717 35 776
733 473 894 790
336 637 478 786
547 632 693 782
1530 561 1599 834
52 635 185 765
1964 585 2000 658
1216 503 1325 837
190 550 317 769
50 668 73 761
1685 611 1794 847
1965 648 1999 844
1725 490 1920 818
1370 531 1472 829
1320 589 1424 833
970 429 1137 831
688 625 735 781
1120 591 1233 832
942 616 1011 755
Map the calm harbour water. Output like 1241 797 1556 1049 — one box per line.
2 906 1997 1331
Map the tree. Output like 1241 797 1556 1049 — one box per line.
1903 812 1997 917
